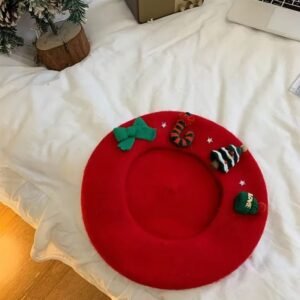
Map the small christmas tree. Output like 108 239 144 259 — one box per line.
210 144 248 173
0 0 88 55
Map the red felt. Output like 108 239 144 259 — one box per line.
81 111 268 290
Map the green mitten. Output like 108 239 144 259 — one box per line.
234 192 259 215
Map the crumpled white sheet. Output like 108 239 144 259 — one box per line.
0 0 300 299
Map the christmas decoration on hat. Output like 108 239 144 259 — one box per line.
234 192 259 215
0 0 90 70
170 112 195 147
211 144 248 173
113 117 157 151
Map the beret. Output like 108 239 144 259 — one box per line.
81 111 268 289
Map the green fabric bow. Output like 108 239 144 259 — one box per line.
113 117 157 151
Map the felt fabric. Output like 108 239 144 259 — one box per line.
234 192 259 215
81 111 268 290
113 117 157 151
170 116 195 147
210 144 244 173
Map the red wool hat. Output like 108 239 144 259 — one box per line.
81 111 268 290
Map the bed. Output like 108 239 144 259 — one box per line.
0 0 300 299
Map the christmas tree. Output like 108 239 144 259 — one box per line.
0 0 88 54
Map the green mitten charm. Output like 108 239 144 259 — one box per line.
234 192 259 215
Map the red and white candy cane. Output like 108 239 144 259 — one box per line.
170 112 195 147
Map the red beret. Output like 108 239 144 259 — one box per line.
81 111 268 289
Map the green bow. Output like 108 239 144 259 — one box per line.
113 117 157 151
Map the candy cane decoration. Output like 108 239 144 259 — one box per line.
170 112 195 147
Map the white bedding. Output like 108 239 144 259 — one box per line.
1 0 300 299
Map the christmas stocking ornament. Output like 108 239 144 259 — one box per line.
210 144 247 173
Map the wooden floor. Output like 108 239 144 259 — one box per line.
0 203 110 300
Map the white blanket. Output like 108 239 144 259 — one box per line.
1 0 300 299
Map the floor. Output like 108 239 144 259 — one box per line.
0 203 110 300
